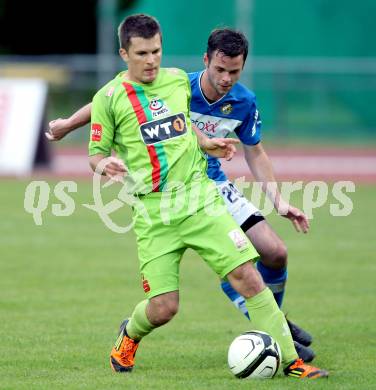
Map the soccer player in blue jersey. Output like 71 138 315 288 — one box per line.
47 28 315 362
187 29 314 360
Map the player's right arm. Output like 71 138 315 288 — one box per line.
88 89 126 181
45 103 92 141
89 154 126 181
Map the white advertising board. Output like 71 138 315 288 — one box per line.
0 78 48 175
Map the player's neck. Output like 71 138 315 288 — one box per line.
200 70 224 102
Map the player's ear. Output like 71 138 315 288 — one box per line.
203 53 209 68
119 48 129 63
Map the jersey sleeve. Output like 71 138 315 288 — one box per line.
234 101 262 145
88 89 115 157
185 73 192 113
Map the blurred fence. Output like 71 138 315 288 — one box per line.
1 54 375 145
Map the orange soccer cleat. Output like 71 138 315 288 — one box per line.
110 319 139 373
284 358 329 379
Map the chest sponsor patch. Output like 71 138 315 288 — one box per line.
140 113 187 145
148 97 170 119
190 112 242 138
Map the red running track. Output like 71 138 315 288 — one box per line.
43 145 376 183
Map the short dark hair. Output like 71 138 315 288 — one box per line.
207 28 248 64
118 14 162 50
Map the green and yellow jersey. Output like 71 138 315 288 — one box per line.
89 68 207 194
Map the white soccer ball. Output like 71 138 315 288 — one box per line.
228 330 281 379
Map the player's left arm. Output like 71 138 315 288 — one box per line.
192 124 239 161
243 142 309 233
45 103 92 141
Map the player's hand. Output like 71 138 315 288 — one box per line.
45 118 72 141
202 138 239 160
103 156 128 182
279 204 310 233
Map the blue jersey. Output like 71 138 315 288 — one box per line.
188 71 261 181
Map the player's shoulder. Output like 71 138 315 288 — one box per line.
162 67 189 81
187 70 200 83
95 72 126 99
230 82 257 104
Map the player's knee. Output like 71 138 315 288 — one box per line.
157 307 178 324
165 299 179 318
151 299 179 325
227 262 265 298
228 262 249 281
266 241 288 270
274 242 288 268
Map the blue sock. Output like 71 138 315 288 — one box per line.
220 280 250 319
256 261 287 308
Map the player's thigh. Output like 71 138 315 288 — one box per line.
216 180 262 227
134 198 186 299
140 249 185 299
181 194 259 279
217 180 286 265
246 220 287 266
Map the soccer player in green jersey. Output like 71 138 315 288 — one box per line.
50 14 329 379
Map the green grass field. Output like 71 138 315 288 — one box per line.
1 179 375 389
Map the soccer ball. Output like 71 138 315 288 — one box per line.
228 330 281 379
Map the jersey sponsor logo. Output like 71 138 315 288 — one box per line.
148 97 170 119
91 123 102 141
190 112 242 138
140 113 187 145
228 229 249 251
194 119 219 134
220 103 233 115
